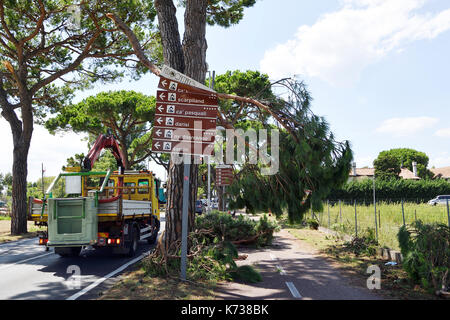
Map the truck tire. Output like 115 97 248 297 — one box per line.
147 219 160 245
126 226 139 257
55 247 81 257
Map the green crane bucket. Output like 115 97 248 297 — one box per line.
47 197 98 247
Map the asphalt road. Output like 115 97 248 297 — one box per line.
216 229 382 300
0 214 165 300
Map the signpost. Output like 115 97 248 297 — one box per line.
151 66 218 281
216 165 233 186
159 65 215 94
216 165 233 212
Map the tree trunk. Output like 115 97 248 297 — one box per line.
118 137 131 170
155 0 208 250
182 0 208 82
11 144 30 234
154 0 185 72
1 103 33 235
218 186 224 211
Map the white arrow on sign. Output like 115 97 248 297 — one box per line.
157 117 163 125
157 105 164 112
154 142 161 149
161 79 167 88
159 92 166 100
155 129 162 137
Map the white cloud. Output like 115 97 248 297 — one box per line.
0 119 88 182
354 155 375 167
375 116 438 136
435 128 450 137
430 156 450 168
260 0 450 86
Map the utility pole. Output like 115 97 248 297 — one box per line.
41 163 45 197
373 174 378 242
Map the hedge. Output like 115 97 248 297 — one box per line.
329 178 450 203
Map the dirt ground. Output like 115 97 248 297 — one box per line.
0 219 45 243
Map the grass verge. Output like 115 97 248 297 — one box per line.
98 265 218 300
313 202 449 250
286 226 441 300
0 220 46 243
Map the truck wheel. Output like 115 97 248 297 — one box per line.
55 247 81 257
127 227 139 257
147 219 160 245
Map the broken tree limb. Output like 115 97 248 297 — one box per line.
106 13 161 76
106 12 300 143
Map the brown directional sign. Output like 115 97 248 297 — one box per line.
152 67 218 156
151 139 214 156
156 90 218 106
217 169 233 175
152 127 215 143
158 76 214 95
155 103 218 118
217 173 234 179
159 66 215 94
153 115 216 131
217 178 233 186
216 166 233 186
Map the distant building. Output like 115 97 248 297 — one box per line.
430 167 450 180
348 167 374 181
348 162 420 181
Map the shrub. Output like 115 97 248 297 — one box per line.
255 214 280 246
230 265 262 283
330 178 450 203
305 218 319 230
397 221 450 293
143 211 279 283
344 228 379 256
195 211 279 246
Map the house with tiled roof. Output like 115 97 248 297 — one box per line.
430 167 450 180
348 162 420 181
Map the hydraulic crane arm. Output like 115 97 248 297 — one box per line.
83 133 126 172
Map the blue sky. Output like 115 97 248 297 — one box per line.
1 0 450 182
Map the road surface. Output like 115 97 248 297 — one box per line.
216 228 383 300
0 214 165 300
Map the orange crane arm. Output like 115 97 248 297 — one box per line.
82 133 126 172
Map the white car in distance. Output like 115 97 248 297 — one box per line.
428 195 450 206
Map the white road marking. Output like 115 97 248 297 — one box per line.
66 251 151 300
270 253 286 275
276 265 286 276
271 253 302 299
0 252 54 271
286 282 302 299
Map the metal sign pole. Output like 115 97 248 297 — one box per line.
41 163 45 197
152 67 219 281
180 157 190 281
447 199 450 228
206 71 214 215
401 198 405 226
223 186 226 212
373 176 378 242
207 156 211 214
